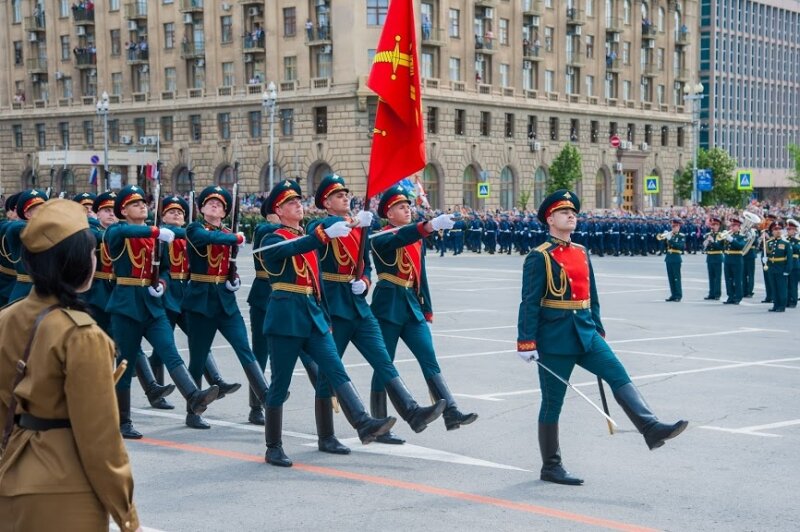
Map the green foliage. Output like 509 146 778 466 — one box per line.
517 188 532 211
547 144 582 194
788 144 800 189
676 147 745 207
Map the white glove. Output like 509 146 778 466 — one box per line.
725 234 734 242
157 227 175 243
225 277 241 292
430 213 455 231
350 279 367 295
148 283 165 298
517 350 539 363
324 221 352 239
236 232 246 246
661 231 672 240
355 210 374 228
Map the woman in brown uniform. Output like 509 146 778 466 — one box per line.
0 199 140 532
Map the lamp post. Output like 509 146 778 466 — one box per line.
683 82 704 204
262 82 278 191
95 91 110 192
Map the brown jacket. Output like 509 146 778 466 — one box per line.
0 291 139 531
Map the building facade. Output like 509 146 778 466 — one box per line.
1 0 698 212
699 0 799 202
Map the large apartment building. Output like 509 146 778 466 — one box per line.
1 0 698 212
699 0 799 201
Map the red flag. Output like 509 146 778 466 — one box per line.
366 0 425 198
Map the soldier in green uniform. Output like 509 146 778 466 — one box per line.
703 216 724 300
760 214 778 303
106 185 219 438
0 193 21 307
517 189 688 485
765 221 794 312
370 185 477 434
308 175 445 450
4 190 50 304
183 186 268 427
259 179 396 467
722 217 747 305
787 219 800 308
663 218 685 302
73 192 97 216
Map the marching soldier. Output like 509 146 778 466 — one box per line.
73 192 97 216
483 214 498 254
517 190 687 485
764 221 794 312
0 199 139 531
663 218 685 302
468 213 483 253
451 212 465 255
703 216 724 300
743 226 758 299
105 185 219 438
309 175 445 449
498 214 513 254
4 190 49 303
259 179 396 467
761 213 779 304
787 219 800 308
370 185 478 433
722 216 746 305
0 193 21 307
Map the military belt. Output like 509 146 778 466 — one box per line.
16 274 33 283
768 257 787 263
255 271 270 279
540 298 591 310
450 229 462 233
322 272 356 283
15 413 71 431
378 272 414 288
0 265 15 277
668 249 683 254
190 273 226 284
170 272 189 280
272 282 314 295
116 277 150 287
724 251 743 255
93 271 115 280
706 251 723 255
793 254 799 259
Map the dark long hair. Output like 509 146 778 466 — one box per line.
22 228 96 310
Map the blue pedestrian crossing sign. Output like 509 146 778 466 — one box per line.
736 170 753 190
644 175 660 194
477 182 490 198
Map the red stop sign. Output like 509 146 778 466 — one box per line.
610 135 621 148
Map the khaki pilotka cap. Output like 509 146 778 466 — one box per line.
20 199 90 253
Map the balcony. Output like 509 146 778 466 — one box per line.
180 0 204 13
566 7 586 25
523 45 543 61
27 57 48 74
72 7 95 25
75 51 97 69
566 52 584 67
181 41 205 59
24 16 46 33
124 2 148 20
642 64 660 77
474 36 496 53
606 57 622 72
239 0 262 4
676 31 690 46
243 34 265 53
522 0 544 16
126 49 149 65
675 68 689 81
474 0 497 5
306 25 332 45
605 16 623 33
642 23 657 40
421 27 446 47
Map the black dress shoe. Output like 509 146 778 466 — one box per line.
186 413 211 429
120 421 143 440
540 464 584 486
722 300 735 304
665 297 675 302
704 296 715 300
761 299 773 303
768 308 785 312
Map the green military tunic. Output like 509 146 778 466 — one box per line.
704 231 724 299
723 232 747 303
664 231 685 300
765 236 794 311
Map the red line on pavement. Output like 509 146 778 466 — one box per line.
136 437 658 532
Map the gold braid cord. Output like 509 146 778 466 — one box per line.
541 250 567 299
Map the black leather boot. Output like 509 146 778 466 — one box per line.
370 390 405 445
316 398 350 454
613 383 688 450
243 360 269 403
265 406 292 467
148 356 175 409
336 382 396 444
385 377 446 433
117 388 143 440
184 376 211 429
248 388 265 426
538 423 583 485
426 373 478 430
135 351 176 408
169 364 219 415
203 354 242 399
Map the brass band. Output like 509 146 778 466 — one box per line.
271 282 314 295
322 272 356 283
540 298 591 310
115 277 150 287
378 272 414 288
190 273 226 284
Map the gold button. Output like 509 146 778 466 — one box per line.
125 522 130 528
573 310 577 314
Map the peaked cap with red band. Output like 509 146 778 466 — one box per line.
197 185 233 217
314 174 349 209
16 189 48 220
378 184 412 218
537 189 581 224
263 179 302 215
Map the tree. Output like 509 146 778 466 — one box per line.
787 144 800 190
517 188 532 211
547 144 582 194
675 147 745 206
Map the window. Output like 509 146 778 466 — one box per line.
544 27 554 52
504 113 514 138
164 67 177 92
644 124 653 145
134 118 146 139
13 125 23 148
586 0 594 17
570 119 579 142
110 30 121 55
427 106 438 134
590 120 599 143
36 123 46 148
221 16 232 44
211 113 230 144
222 62 234 87
61 77 73 99
499 167 514 210
527 115 538 140
190 115 202 141
449 57 461 81
164 23 174 49
161 116 173 142
661 125 668 146
59 122 70 148
14 42 23 66
455 109 465 135
110 0 120 11
280 108 294 136
283 56 297 81
83 120 94 146
677 126 684 147
111 72 123 95
480 111 491 137
586 74 594 96
421 51 434 78
61 35 70 61
449 9 460 38
108 119 119 144
585 35 594 59
283 7 296 36
544 70 554 92
609 121 618 137
626 123 635 142
622 80 631 100
622 42 631 64
623 0 631 24
549 117 559 140
12 0 22 24
248 111 262 138
499 63 510 87
499 19 509 46
367 0 389 26
314 107 327 135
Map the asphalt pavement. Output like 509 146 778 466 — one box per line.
123 248 799 532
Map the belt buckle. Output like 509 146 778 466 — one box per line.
16 359 27 376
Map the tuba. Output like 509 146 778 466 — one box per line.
741 211 762 255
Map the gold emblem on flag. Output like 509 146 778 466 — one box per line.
373 35 415 83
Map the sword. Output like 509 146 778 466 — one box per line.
596 376 614 435
535 360 618 428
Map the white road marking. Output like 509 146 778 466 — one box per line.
698 419 800 437
111 525 167 532
131 409 529 472
434 309 497 314
436 325 515 333
342 349 516 370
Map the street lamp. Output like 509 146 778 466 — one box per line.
95 91 110 192
262 82 278 191
683 82 704 204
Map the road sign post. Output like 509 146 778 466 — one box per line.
477 182 490 198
